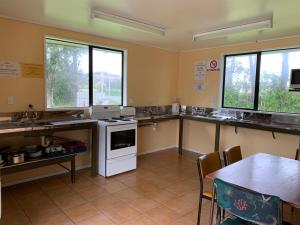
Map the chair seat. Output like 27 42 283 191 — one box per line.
221 217 255 225
203 191 212 199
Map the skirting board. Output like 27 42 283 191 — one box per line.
182 147 205 155
137 146 205 156
137 145 178 156
2 164 91 187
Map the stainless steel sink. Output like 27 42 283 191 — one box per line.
0 121 52 129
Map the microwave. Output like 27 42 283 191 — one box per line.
290 69 300 89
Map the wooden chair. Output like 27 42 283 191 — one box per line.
196 152 222 225
209 178 293 225
291 148 299 213
223 146 242 166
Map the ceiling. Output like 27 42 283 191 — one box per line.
0 0 300 51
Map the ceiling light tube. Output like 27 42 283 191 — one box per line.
92 10 166 36
193 18 272 41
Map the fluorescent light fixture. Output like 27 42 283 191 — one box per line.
91 10 166 36
193 18 272 41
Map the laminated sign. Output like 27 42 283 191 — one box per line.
0 61 21 77
22 64 44 78
194 61 206 80
206 59 220 72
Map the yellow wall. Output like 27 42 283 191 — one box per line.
178 37 300 159
0 17 178 184
1 16 300 184
0 17 178 111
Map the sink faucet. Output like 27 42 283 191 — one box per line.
20 111 30 122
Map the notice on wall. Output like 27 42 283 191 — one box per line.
0 61 21 77
206 59 220 72
21 63 44 78
194 61 206 80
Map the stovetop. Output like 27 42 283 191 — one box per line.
97 117 137 126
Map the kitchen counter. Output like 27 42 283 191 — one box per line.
0 119 99 176
136 112 300 134
0 119 98 136
182 113 300 135
135 111 300 154
135 113 179 123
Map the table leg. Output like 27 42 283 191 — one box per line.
178 118 184 155
71 156 75 183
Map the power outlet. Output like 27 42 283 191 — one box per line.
210 96 215 108
7 96 14 105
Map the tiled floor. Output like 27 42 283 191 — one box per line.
1 149 299 225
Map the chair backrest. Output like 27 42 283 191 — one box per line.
197 152 222 179
214 178 282 225
295 149 300 161
223 146 242 166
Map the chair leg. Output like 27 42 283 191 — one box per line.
197 195 203 225
217 207 221 225
222 208 225 221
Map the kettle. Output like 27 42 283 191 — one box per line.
172 103 180 114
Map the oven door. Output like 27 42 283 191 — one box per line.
106 123 137 159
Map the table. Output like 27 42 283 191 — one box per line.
2 154 76 183
207 153 300 208
0 120 99 176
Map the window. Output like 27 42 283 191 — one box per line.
222 48 300 114
46 39 89 108
223 54 257 109
92 48 123 106
45 38 125 109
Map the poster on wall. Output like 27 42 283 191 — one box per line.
194 61 206 80
0 61 21 77
21 64 44 78
206 59 220 72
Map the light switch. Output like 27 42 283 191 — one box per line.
7 96 14 105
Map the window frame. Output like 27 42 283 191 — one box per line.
44 36 127 111
221 47 300 115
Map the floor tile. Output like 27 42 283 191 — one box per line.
121 214 158 225
165 179 199 195
164 191 199 215
101 181 128 194
51 192 87 210
63 203 100 223
113 188 144 202
145 189 180 204
128 197 161 213
169 210 198 225
0 209 31 225
101 201 141 224
88 175 116 186
30 212 74 225
145 205 180 225
91 195 121 211
76 184 109 201
77 213 116 225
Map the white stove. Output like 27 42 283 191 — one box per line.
97 117 136 126
90 106 137 177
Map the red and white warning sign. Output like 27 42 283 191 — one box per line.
206 59 220 72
